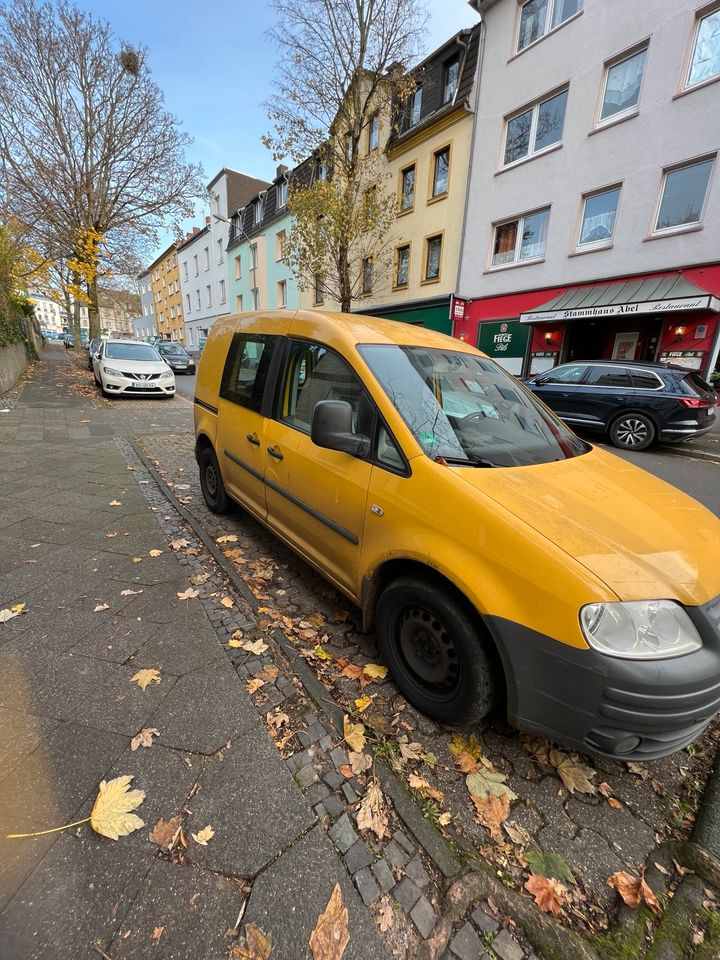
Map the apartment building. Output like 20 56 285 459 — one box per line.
135 269 156 339
149 242 184 342
455 0 720 380
30 290 65 334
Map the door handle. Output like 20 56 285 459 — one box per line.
246 433 260 446
267 446 284 461
560 392 572 397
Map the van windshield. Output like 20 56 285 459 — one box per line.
359 345 588 467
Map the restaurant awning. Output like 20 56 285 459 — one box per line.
519 274 720 324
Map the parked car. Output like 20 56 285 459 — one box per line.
194 311 720 760
155 341 196 374
92 339 175 398
525 360 717 451
86 336 104 369
63 333 75 349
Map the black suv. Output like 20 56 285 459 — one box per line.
155 341 196 375
526 360 717 451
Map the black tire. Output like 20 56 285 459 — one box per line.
609 412 655 451
376 575 497 726
198 445 229 514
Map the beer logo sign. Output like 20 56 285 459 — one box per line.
500 323 508 334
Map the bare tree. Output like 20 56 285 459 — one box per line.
0 0 204 338
264 0 428 311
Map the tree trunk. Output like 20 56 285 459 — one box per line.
338 243 352 313
87 272 100 340
71 269 82 349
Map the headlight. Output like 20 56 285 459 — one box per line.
580 600 702 659
103 366 124 377
159 368 174 379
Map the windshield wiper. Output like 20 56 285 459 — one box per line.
434 455 497 468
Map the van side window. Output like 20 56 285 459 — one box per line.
220 333 277 412
281 341 366 432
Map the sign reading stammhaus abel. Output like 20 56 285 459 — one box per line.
520 295 719 324
477 321 529 375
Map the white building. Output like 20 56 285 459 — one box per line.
30 291 65 334
455 0 720 382
136 269 156 339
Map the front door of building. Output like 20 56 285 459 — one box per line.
564 322 606 362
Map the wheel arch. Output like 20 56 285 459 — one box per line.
194 431 214 462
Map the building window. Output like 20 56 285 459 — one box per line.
276 229 286 260
317 157 329 181
277 279 287 307
314 274 324 304
517 0 581 52
492 208 550 267
407 87 422 129
598 47 647 124
206 284 212 307
183 261 188 279
687 7 720 88
219 279 226 304
255 196 264 224
250 243 258 270
400 165 415 211
395 245 410 287
204 247 210 270
277 179 288 208
235 293 244 312
234 255 241 280
504 88 568 165
188 326 194 346
196 290 201 309
217 238 224 264
193 254 199 276
361 257 373 294
368 112 379 151
654 156 715 232
432 147 450 197
442 55 459 104
577 186 621 247
186 293 191 313
424 235 442 281
345 132 355 164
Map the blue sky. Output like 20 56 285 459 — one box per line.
81 0 477 257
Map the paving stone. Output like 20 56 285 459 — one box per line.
305 781 331 805
372 858 396 893
330 746 349 770
472 906 500 933
324 770 345 789
385 839 410 870
323 795 346 818
328 813 358 854
319 734 334 751
394 828 415 855
491 929 524 960
342 782 358 804
344 840 373 875
296 764 320 788
449 922 483 960
314 802 326 819
410 895 437 939
393 877 421 913
354 866 381 905
405 854 430 888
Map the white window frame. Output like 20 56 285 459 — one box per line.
217 237 224 264
277 279 287 307
205 284 212 308
685 3 720 90
516 0 583 54
255 196 264 224
234 255 241 280
277 179 288 208
490 207 551 270
186 293 191 313
595 43 649 129
203 247 210 270
219 279 226 304
502 86 568 168
650 154 716 236
193 254 199 276
575 184 622 251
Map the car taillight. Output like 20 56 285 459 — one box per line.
679 397 712 408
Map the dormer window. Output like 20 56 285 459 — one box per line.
442 55 459 104
255 195 264 224
277 179 288 208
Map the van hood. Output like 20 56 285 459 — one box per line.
453 447 720 605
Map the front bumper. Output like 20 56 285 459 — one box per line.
101 373 175 396
167 363 195 374
486 593 720 760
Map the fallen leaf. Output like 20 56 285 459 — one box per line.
549 749 596 795
191 824 215 845
608 797 623 810
504 821 532 847
108 499 121 506
90 775 145 840
363 664 387 681
525 849 575 884
348 751 372 775
120 589 143 596
343 715 366 752
671 858 694 877
607 871 662 915
472 793 511 839
149 815 183 851
106 531 118 538
177 588 199 600
131 557 143 564
339 663 364 682
190 573 210 585
314 645 333 660
307 613 326 629
654 862 670 877
152 926 164 941
170 538 190 550
525 874 567 915
398 741 423 763
217 534 238 543
258 665 279 682
220 596 235 608
627 761 651 780
148 549 163 557
354 695 374 713
130 727 160 751
449 733 484 773
357 780 389 839
131 669 161 690
466 768 517 803
231 923 272 960
246 678 266 694
227 636 245 649
0 606 24 623
244 639 268 655
408 773 444 803
438 812 452 826
309 883 349 960
224 548 246 560
377 897 395 933
93 602 109 612
598 782 614 798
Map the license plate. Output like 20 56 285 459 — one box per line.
174 365 186 370
131 381 150 388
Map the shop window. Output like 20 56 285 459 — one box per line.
517 0 581 52
395 245 410 287
686 6 720 88
504 88 568 165
492 208 550 267
598 47 647 124
432 148 450 197
400 165 415 211
578 186 621 247
653 156 715 232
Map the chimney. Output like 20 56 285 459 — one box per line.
205 216 211 228
276 164 288 179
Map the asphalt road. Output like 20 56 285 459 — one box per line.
173 370 197 399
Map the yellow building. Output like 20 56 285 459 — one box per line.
149 242 184 343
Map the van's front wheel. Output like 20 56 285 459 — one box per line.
376 575 496 726
199 446 229 514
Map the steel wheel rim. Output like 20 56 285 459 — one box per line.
205 462 218 498
616 418 648 447
396 605 460 696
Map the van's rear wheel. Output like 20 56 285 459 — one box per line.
376 575 496 725
199 446 229 514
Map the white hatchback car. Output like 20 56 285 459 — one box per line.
92 339 175 398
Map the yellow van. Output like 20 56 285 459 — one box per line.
194 311 720 760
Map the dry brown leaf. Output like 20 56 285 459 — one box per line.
549 750 596 795
608 797 623 810
192 824 215 845
244 639 269 655
309 883 349 960
131 556 143 564
607 871 662 915
525 874 567 915
94 602 109 612
357 780 389 840
169 538 190 550
627 761 651 779
348 751 372 775
177 587 199 601
217 534 238 543
120 589 143 596
131 669 161 691
220 596 235 609
377 896 395 933
246 678 266 694
398 741 423 763
231 923 272 960
108 499 121 506
258 665 279 683
152 926 164 941
149 815 183 851
130 727 160 751
408 773 444 803
343 715 366 752
504 821 532 846
472 792 511 839
224 548 245 559
148 549 163 557
598 782 613 798
190 573 210 585
339 662 364 681
90 775 145 840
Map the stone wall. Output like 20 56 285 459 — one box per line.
0 341 30 395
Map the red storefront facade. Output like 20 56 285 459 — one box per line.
452 265 720 383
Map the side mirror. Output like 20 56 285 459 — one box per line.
311 400 369 457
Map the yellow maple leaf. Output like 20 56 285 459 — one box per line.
343 715 366 752
227 636 245 649
131 669 161 690
220 596 235 608
191 824 214 845
131 556 143 564
363 664 387 681
148 549 163 557
246 678 266 694
314 645 333 660
9 603 26 614
216 534 238 543
354 695 374 713
90 775 145 840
